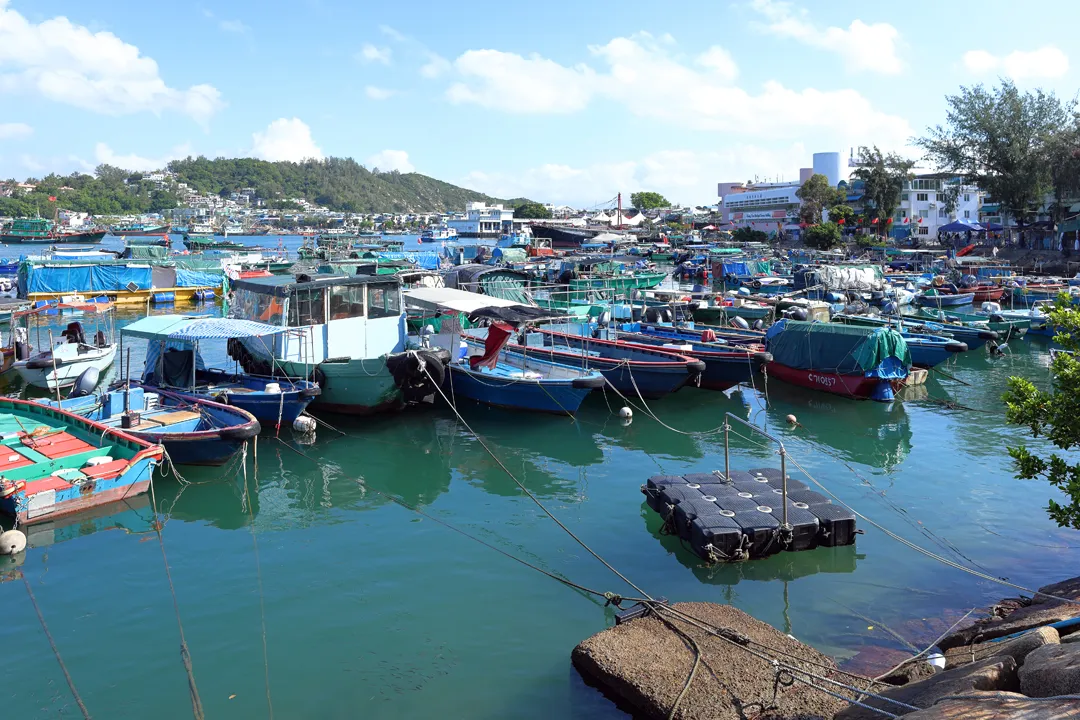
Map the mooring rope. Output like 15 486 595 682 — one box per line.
20 570 91 719
242 443 274 719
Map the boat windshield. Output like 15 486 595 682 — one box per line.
288 288 326 326
232 288 286 326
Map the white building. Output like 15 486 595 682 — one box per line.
893 174 982 238
446 202 525 238
718 181 804 232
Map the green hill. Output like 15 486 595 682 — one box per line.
0 156 516 217
168 156 508 213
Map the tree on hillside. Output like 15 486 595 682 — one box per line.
1004 296 1080 529
795 174 843 226
917 80 1072 224
631 191 670 210
513 202 552 219
851 146 914 236
802 222 841 250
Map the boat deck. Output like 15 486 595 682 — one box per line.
0 418 128 496
643 467 857 561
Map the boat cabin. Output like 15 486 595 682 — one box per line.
229 273 406 365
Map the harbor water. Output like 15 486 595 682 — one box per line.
0 235 1076 718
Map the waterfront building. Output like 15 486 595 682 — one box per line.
446 202 527 238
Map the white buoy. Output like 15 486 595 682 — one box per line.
926 651 946 670
619 407 633 419
292 415 316 434
786 414 798 425
0 529 26 555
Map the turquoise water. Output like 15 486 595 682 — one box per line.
0 239 1076 718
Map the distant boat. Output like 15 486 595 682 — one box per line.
0 397 162 525
916 288 975 307
1 217 105 244
186 237 247 251
109 222 171 237
419 226 457 243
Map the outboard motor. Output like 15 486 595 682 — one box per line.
882 301 898 315
68 367 100 399
982 301 1002 314
789 308 808 322
989 313 1006 323
730 316 750 330
752 319 764 331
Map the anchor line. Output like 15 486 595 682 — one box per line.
20 570 91 719
242 441 274 719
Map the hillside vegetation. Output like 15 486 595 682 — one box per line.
0 156 516 217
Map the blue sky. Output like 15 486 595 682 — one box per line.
0 0 1076 206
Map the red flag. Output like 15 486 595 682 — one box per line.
903 217 909 223
838 217 845 225
886 217 893 224
48 196 56 202
918 217 923 223
871 217 878 225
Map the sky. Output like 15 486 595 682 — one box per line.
0 0 1077 207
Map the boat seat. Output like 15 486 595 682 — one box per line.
150 410 202 424
22 431 95 459
0 450 33 472
22 475 75 495
81 459 128 481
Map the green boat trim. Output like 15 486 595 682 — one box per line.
913 307 1030 335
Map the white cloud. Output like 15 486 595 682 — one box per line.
218 19 250 34
420 54 451 79
251 118 323 162
444 33 912 147
0 122 32 140
0 2 224 125
359 44 392 64
962 46 1069 80
94 142 192 171
460 144 813 206
447 50 599 113
367 149 414 173
748 0 902 75
365 85 395 100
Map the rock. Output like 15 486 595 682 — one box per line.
1064 633 1080 645
944 626 1060 669
902 691 1080 719
1031 576 1080 606
939 575 1080 651
572 601 865 720
833 656 1019 720
1020 643 1080 697
878 659 940 687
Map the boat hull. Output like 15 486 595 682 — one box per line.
766 362 901 400
2 230 105 244
917 293 975 307
444 366 597 414
14 345 116 391
275 358 403 415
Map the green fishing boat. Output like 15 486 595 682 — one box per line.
914 307 1029 338
567 270 666 301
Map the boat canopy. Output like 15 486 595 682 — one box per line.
121 314 285 341
765 319 910 377
404 286 524 314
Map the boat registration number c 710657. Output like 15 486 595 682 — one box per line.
806 373 837 388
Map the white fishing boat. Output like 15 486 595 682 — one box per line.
13 319 116 391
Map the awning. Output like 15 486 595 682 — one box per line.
403 286 524 314
121 314 285 341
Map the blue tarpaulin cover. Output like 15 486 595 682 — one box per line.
176 268 224 287
21 259 224 294
765 319 910 378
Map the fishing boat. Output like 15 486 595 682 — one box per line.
890 331 966 368
916 288 975 307
449 324 604 414
42 384 259 466
419 226 457 243
914 306 1028 340
485 325 706 399
764 320 910 401
228 274 448 414
1 217 105 244
607 324 773 391
182 222 216 242
119 315 320 427
186 236 247 251
109 222 171 237
13 314 116 392
834 312 998 348
0 398 162 524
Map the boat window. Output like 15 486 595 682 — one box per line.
329 285 365 320
366 283 401 319
231 288 286 326
288 288 326 326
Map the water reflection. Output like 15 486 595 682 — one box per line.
640 503 862 585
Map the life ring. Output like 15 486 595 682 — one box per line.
752 280 763 289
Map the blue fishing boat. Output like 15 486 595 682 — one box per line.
833 313 996 348
895 332 967 368
118 315 320 427
484 325 706 399
43 385 259 466
0 397 163 524
917 288 975 307
608 324 772 391
447 324 603 414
